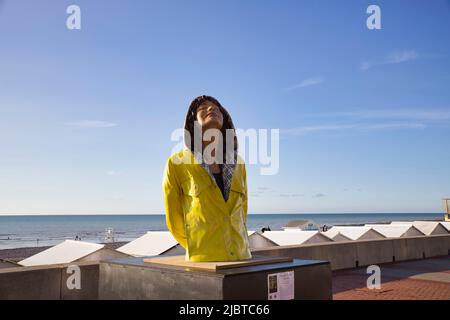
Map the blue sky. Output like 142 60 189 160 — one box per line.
0 0 449 214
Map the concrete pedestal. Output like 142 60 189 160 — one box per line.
99 255 332 300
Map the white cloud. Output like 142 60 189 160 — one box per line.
284 77 324 91
280 193 304 198
352 110 450 121
291 109 450 136
360 61 372 71
313 193 327 198
282 124 357 135
360 50 418 71
366 122 426 129
387 50 418 64
282 122 426 136
308 110 450 121
65 120 118 128
106 170 124 177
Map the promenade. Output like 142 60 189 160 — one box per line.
333 256 450 300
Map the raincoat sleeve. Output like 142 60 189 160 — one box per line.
162 157 187 249
242 163 248 225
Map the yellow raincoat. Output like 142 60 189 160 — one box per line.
162 147 252 262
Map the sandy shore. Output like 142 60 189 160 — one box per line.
0 241 129 263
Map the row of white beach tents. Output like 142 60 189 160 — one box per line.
254 221 449 247
322 221 449 242
14 221 450 267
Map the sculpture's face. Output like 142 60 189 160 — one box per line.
196 101 224 130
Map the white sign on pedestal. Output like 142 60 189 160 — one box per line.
267 270 294 300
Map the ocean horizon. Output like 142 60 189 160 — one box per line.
0 213 443 250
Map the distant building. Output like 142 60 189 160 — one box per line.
249 230 332 249
322 226 385 241
283 220 319 231
365 224 424 238
443 199 450 222
117 231 185 257
18 240 129 267
391 221 449 236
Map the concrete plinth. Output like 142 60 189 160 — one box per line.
99 255 332 300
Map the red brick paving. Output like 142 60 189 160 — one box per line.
332 256 450 300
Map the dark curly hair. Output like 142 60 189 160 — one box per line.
184 95 238 164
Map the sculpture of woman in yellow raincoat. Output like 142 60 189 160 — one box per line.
162 95 252 262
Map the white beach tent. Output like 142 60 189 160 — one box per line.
19 240 128 267
365 224 424 238
117 231 184 257
391 221 449 236
255 230 332 247
440 221 450 232
321 229 352 242
248 231 278 249
322 226 385 241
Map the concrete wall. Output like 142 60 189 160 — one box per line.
0 262 99 300
253 234 450 271
248 233 278 249
99 262 224 300
0 261 19 269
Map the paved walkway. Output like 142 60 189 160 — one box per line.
333 256 450 300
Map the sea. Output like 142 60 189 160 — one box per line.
0 213 443 250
